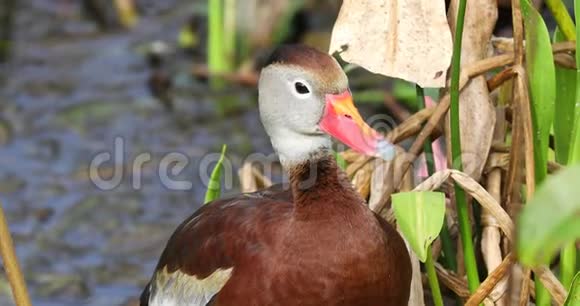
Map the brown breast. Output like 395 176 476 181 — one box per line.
142 155 411 306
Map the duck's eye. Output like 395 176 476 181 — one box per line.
294 82 310 94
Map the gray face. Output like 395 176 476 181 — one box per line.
259 65 326 136
257 56 349 166
258 63 349 135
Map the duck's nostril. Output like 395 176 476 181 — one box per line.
344 114 353 120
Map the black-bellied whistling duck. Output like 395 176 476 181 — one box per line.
140 45 412 306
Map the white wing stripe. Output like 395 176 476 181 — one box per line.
149 267 233 306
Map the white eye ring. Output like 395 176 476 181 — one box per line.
290 80 312 98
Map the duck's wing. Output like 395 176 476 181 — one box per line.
141 184 292 306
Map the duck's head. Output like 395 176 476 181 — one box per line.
259 45 394 167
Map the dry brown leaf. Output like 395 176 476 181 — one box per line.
329 0 452 87
398 53 513 196
505 264 525 305
238 162 273 193
446 0 498 181
518 268 532 306
238 162 259 193
368 147 409 212
352 162 373 199
405 240 425 306
481 106 508 306
435 263 471 298
368 158 394 211
465 253 514 306
386 107 437 144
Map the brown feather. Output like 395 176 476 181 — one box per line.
264 44 347 94
145 154 411 305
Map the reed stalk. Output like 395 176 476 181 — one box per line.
416 85 444 306
0 199 32 306
208 0 227 87
425 245 444 306
545 0 576 41
449 0 481 295
223 0 236 72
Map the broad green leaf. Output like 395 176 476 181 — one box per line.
392 191 446 262
204 144 227 204
553 28 577 164
521 0 556 184
517 165 580 266
564 272 580 306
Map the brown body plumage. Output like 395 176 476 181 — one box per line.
142 156 410 305
141 45 411 306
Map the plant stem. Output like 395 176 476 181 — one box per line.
561 243 578 288
223 0 236 71
416 85 457 272
536 276 550 305
570 0 580 164
0 199 32 306
426 245 444 306
450 0 481 294
545 0 576 41
208 0 226 87
416 86 445 306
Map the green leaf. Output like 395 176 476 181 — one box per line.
569 0 580 164
570 96 580 163
392 191 446 262
564 272 580 306
545 0 576 41
553 28 577 164
204 145 227 204
521 0 557 184
517 165 580 266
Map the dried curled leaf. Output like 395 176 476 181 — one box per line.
447 0 497 182
329 0 452 87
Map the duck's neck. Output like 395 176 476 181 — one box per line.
286 150 362 213
270 129 331 169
